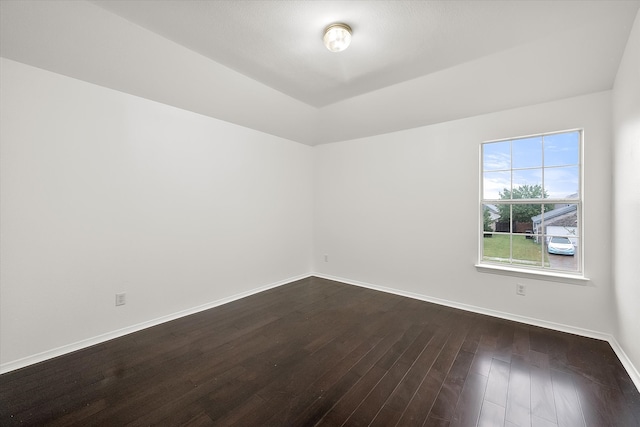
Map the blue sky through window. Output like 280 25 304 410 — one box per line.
482 130 580 200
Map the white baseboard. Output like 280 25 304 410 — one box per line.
0 274 311 375
4 271 639 394
608 336 640 393
312 272 640 392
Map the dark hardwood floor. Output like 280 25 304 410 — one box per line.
1 276 639 426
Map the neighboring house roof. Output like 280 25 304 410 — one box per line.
485 204 499 214
484 204 500 221
531 204 577 224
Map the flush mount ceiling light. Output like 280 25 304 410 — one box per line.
323 23 352 52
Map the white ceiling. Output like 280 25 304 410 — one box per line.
1 1 639 145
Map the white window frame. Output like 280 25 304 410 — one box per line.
477 129 586 280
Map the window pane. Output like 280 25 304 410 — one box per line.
512 169 542 196
546 235 579 272
543 204 579 237
482 233 511 264
493 204 511 233
483 141 510 171
482 204 499 233
512 234 544 267
544 132 579 167
512 136 542 169
544 166 579 199
483 171 511 200
513 204 541 235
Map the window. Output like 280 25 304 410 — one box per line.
480 130 582 274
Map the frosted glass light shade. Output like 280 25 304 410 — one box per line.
323 23 352 52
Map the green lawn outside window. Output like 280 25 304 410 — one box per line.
482 234 550 267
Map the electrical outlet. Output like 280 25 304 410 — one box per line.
516 284 526 296
115 293 126 306
324 254 328 262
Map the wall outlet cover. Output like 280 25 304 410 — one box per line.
115 293 126 306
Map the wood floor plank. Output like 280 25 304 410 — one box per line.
478 400 506 427
424 414 451 426
288 327 405 426
369 327 446 427
484 358 511 407
396 324 468 426
1 277 639 426
532 415 559 427
460 319 483 355
316 323 423 426
429 349 475 422
450 372 488 427
551 368 586 427
469 333 498 378
228 328 369 424
505 354 531 426
315 365 388 426
613 361 640 424
573 371 639 427
530 350 558 424
493 323 515 364
512 325 530 358
344 326 437 426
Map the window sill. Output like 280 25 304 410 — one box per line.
475 263 590 285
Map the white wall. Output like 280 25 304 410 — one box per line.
612 10 640 376
2 49 636 382
0 58 313 368
314 91 615 336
